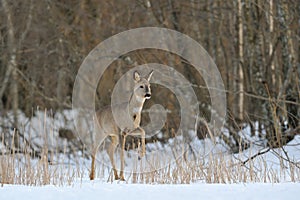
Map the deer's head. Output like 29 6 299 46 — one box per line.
133 70 153 101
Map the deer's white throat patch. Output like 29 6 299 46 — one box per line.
133 107 142 113
136 96 145 103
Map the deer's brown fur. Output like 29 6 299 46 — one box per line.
90 70 153 181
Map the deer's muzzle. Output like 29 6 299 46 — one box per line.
145 93 151 99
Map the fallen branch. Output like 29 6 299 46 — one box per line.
241 148 270 165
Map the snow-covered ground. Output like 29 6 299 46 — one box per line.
1 181 300 200
1 110 300 199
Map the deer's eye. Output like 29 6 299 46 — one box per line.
140 85 144 88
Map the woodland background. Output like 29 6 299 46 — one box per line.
0 0 299 152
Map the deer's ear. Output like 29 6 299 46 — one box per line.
133 71 141 82
146 70 154 81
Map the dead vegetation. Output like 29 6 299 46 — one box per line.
0 112 299 186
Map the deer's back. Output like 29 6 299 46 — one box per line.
96 103 135 136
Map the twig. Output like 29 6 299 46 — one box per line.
271 148 300 169
241 148 270 165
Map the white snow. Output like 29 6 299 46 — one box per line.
1 110 300 199
1 181 300 200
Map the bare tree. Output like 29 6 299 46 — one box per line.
237 0 244 122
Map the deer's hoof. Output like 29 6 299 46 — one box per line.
138 152 145 160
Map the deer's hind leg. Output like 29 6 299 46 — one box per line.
107 135 119 180
89 146 98 180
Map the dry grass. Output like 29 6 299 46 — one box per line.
1 140 300 185
0 138 85 186
103 140 300 184
0 111 299 186
0 113 86 186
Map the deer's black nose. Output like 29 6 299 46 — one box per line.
145 93 151 99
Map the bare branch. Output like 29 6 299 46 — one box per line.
18 0 34 48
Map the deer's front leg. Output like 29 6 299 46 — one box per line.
139 128 146 158
128 127 146 158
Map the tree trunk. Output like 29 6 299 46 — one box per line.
2 0 19 127
277 1 293 116
237 0 244 121
269 0 276 90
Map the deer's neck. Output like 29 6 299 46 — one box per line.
129 93 145 128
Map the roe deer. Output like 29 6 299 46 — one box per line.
90 70 153 181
